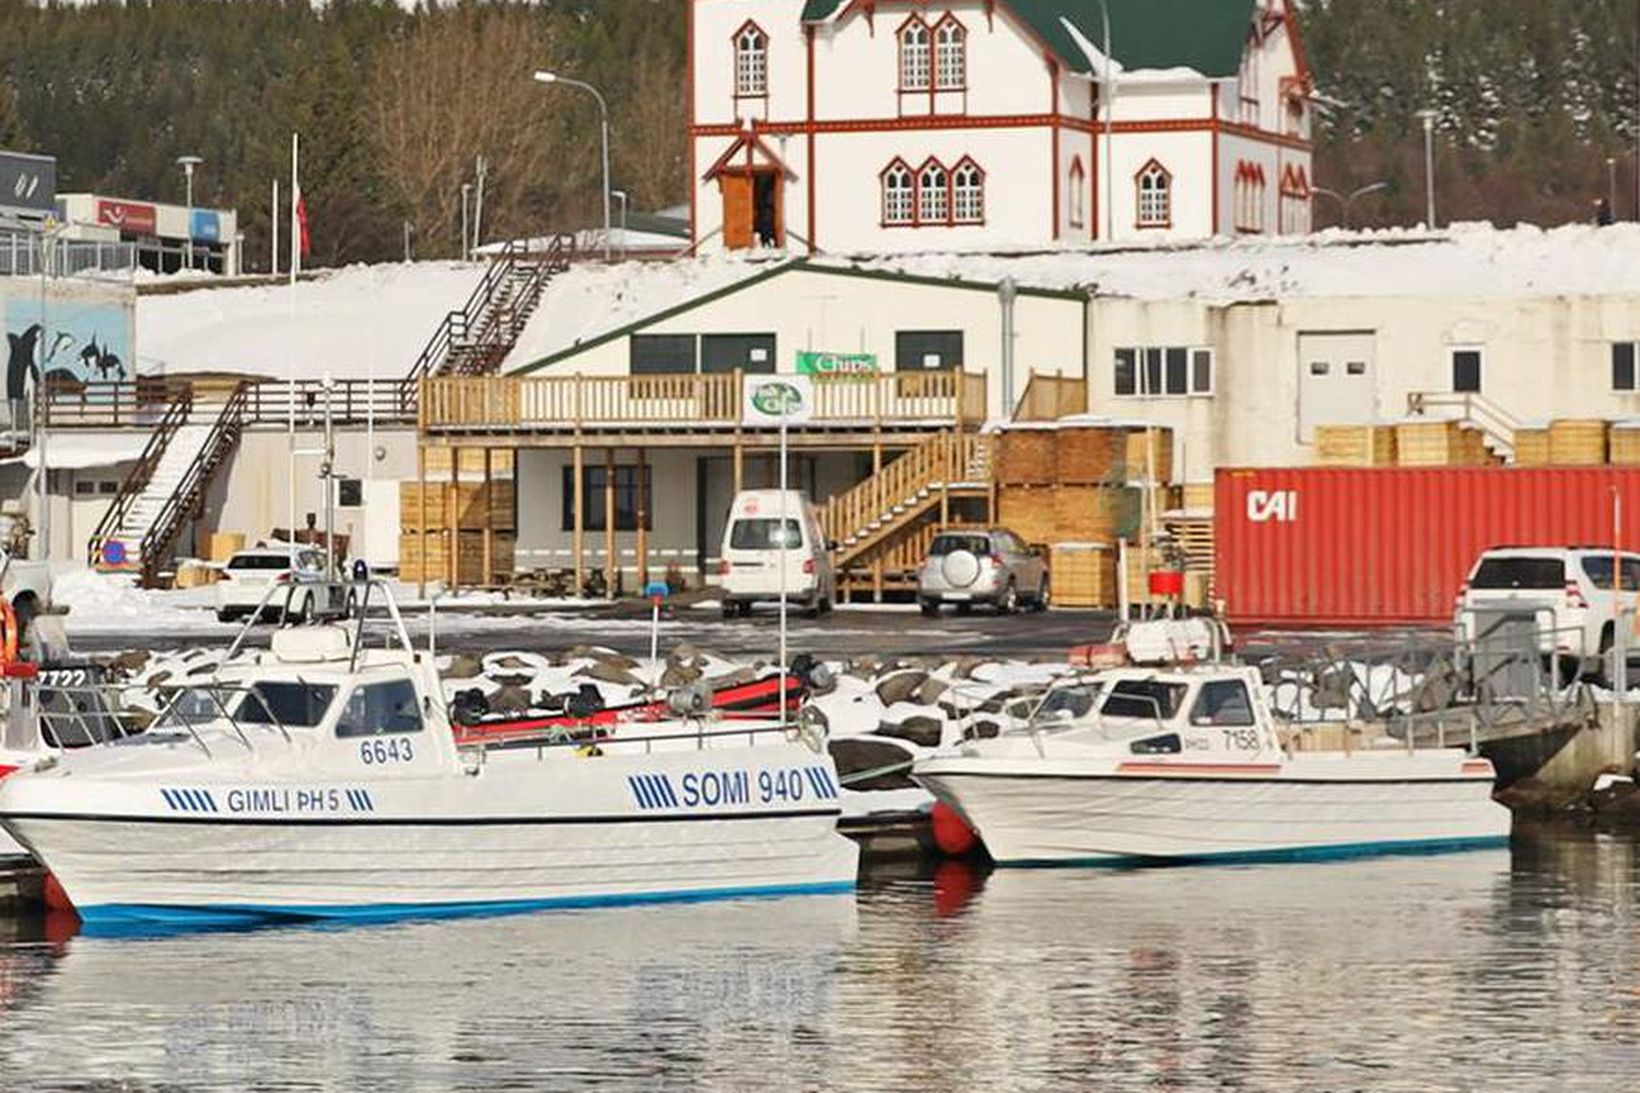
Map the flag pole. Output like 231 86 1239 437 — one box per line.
287 132 298 566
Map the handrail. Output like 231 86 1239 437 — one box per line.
86 386 194 566
1406 390 1519 458
49 379 415 430
135 381 250 584
817 431 986 566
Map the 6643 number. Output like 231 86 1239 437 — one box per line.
358 737 415 765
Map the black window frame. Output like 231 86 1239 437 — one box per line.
561 464 654 532
1115 346 1214 397
1614 341 1637 391
630 333 699 375
895 330 964 372
700 333 777 374
335 678 425 739
1451 348 1482 394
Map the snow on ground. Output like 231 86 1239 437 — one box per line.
136 261 482 379
51 568 238 636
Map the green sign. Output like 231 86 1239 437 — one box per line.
796 350 879 377
749 379 807 417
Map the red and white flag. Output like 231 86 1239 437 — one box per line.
289 132 310 279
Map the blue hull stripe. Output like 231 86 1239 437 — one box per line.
1000 834 1511 869
74 879 857 936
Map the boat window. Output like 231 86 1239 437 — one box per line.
1031 683 1101 724
1100 680 1187 720
235 683 338 728
1189 680 1256 727
336 678 424 738
730 518 803 550
1130 733 1182 755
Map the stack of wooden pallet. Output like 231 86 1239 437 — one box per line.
1313 425 1398 467
1393 420 1500 466
400 454 518 584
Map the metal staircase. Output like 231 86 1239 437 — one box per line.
89 383 250 585
400 236 576 408
818 432 991 581
1406 391 1519 462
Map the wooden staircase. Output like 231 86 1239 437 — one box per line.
399 236 575 408
819 431 992 595
88 382 250 586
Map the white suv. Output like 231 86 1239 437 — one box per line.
1455 546 1640 676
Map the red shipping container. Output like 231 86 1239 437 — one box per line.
1216 467 1640 626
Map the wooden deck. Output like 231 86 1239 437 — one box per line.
417 371 988 446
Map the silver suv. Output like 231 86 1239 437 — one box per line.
918 528 1049 616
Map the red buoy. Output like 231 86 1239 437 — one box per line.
930 801 978 857
41 872 75 914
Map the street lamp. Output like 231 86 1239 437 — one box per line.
1415 109 1438 228
534 70 612 262
177 154 203 270
611 188 629 259
1608 156 1619 217
1311 181 1389 229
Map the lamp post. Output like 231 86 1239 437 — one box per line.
1311 181 1389 229
534 70 612 262
1608 156 1619 217
612 188 629 260
177 154 203 270
1415 109 1438 228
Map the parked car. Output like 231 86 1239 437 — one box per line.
1455 545 1640 679
918 528 1049 615
216 547 329 623
718 490 836 618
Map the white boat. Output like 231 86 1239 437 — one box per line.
913 664 1509 865
0 585 858 928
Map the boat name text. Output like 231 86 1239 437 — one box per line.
627 767 840 811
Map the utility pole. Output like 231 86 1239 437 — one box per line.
1416 109 1438 228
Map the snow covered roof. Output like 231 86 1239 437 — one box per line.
803 0 1254 79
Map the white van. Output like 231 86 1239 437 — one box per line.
718 489 836 618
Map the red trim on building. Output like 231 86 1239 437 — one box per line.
1210 84 1220 235
702 129 798 182
1049 56 1060 241
1281 0 1313 88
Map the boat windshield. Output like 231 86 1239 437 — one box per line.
1100 679 1188 722
1029 683 1102 727
155 682 338 732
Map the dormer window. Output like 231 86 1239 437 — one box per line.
934 17 967 90
898 17 931 91
735 21 768 98
1136 160 1172 229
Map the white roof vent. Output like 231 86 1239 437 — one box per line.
270 626 354 664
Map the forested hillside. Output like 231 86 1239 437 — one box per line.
0 0 1635 265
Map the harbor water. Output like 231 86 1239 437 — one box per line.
0 825 1635 1091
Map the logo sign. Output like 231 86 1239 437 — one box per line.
189 209 220 243
101 540 128 567
796 350 878 378
1246 489 1298 523
742 375 814 425
0 152 56 214
96 198 157 235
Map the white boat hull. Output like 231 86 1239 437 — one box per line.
1 743 859 928
915 755 1510 865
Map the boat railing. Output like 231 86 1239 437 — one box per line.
456 716 824 760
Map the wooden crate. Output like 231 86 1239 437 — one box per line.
399 531 516 584
997 487 1061 545
1314 425 1397 466
1050 543 1117 608
1611 424 1640 466
1547 419 1609 465
1513 427 1552 466
1180 482 1215 512
400 481 517 532
1053 486 1144 543
1163 515 1215 574
1394 420 1498 467
1055 426 1126 484
423 447 516 478
1123 427 1173 484
995 430 1057 485
207 531 246 562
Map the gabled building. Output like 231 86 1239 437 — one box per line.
689 0 1313 254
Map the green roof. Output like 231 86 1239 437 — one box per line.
803 0 1254 80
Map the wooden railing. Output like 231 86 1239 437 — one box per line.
1014 372 1088 422
818 431 988 566
45 379 417 429
420 370 988 431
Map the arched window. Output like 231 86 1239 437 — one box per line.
1136 160 1171 228
899 17 931 91
934 17 967 90
952 159 984 224
735 22 768 98
918 160 949 223
1068 157 1086 228
882 161 914 225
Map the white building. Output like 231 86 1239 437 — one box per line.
689 0 1313 254
58 193 240 276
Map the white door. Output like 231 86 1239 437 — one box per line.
1296 331 1378 442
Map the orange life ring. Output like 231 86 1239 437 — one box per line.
0 600 17 667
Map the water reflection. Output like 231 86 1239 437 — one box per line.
0 829 1636 1091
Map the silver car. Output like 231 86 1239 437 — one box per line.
918 528 1050 615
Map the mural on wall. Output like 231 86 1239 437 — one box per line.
3 298 130 398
